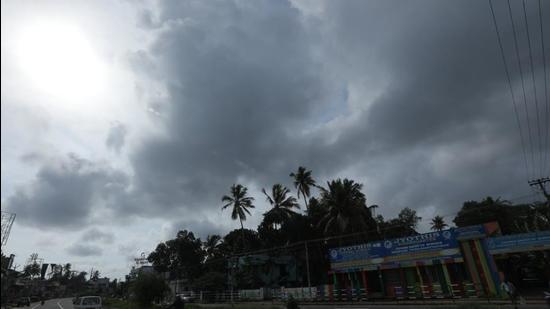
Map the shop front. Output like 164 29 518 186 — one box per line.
328 224 502 300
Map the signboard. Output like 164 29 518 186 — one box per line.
487 230 550 254
329 228 465 271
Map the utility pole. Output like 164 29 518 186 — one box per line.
528 177 550 203
304 241 312 299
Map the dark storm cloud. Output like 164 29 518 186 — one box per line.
312 0 549 213
125 0 337 216
66 243 103 257
5 153 129 229
167 219 227 239
81 228 115 244
124 0 548 224
4 0 547 235
106 122 127 154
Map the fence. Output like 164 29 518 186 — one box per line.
195 281 491 303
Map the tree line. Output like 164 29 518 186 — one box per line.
147 166 550 290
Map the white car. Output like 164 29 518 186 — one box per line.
176 293 195 302
73 296 102 309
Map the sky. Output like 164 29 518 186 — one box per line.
1 0 549 280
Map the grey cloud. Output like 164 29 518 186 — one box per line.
124 0 546 223
66 243 103 257
124 0 337 217
5 153 129 229
81 228 115 244
106 122 127 154
3 0 546 238
167 219 227 240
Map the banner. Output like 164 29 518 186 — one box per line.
41 263 49 279
329 229 466 271
487 230 550 254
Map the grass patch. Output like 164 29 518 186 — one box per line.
186 304 282 309
103 297 163 309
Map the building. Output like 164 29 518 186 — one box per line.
326 223 550 299
88 277 110 292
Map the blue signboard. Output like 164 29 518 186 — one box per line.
487 230 550 254
329 229 459 264
327 225 494 271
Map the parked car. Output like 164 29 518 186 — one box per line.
73 296 102 309
16 297 31 307
176 293 195 302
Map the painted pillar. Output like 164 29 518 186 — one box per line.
473 239 497 296
441 262 453 296
480 238 501 295
460 241 483 295
415 265 425 297
399 266 406 297
332 272 337 301
378 267 385 297
356 271 361 298
361 270 369 298
469 239 490 295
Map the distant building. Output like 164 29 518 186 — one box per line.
89 277 110 291
127 265 155 282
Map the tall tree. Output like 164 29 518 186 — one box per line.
317 179 376 237
63 263 72 279
23 262 40 279
262 184 300 228
454 197 512 231
398 207 422 232
290 166 316 209
430 215 448 231
222 184 255 231
203 234 222 260
91 270 100 281
148 230 205 281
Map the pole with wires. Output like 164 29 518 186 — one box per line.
304 240 312 299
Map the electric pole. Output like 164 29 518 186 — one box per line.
528 177 550 203
304 241 312 298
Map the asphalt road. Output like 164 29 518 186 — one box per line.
18 298 74 309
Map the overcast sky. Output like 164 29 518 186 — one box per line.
1 0 548 279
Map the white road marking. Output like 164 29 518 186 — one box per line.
57 301 64 309
31 305 40 309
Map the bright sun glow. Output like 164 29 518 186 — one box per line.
15 21 106 101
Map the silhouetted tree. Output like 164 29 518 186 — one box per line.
317 179 376 239
430 215 448 231
262 184 300 228
290 166 316 209
148 230 205 281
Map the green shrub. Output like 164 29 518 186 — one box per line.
286 296 299 309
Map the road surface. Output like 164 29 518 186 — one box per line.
20 298 74 309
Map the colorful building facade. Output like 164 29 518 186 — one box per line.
327 224 550 299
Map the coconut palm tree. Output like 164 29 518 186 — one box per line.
430 215 448 231
318 178 374 236
221 184 255 231
262 184 300 228
203 234 222 260
290 166 316 209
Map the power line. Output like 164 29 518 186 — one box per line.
539 0 550 177
507 0 537 180
522 0 544 178
488 0 530 182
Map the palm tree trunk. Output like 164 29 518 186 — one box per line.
303 195 309 211
239 218 245 251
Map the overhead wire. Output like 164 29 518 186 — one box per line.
539 0 550 177
522 0 544 178
507 0 537 180
489 0 530 182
